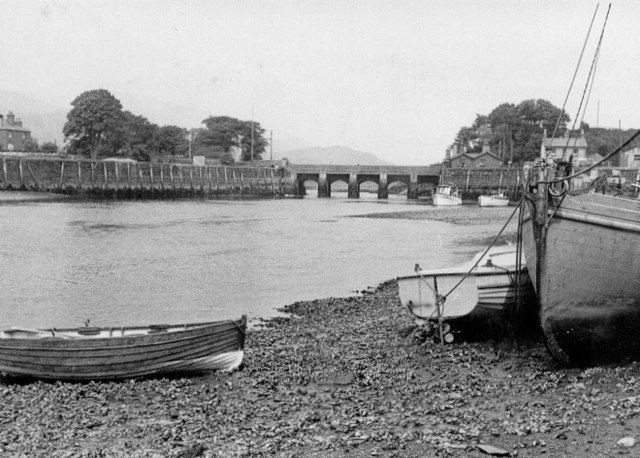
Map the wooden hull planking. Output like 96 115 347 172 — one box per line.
523 193 640 365
0 317 246 380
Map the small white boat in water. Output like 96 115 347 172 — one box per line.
397 245 533 328
478 192 509 207
432 183 462 206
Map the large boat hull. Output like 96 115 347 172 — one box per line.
0 316 246 380
523 193 640 365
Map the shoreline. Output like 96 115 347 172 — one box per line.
2 280 640 457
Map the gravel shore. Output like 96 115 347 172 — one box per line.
2 280 640 457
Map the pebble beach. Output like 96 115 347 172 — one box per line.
2 280 640 457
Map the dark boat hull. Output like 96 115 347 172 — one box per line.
0 316 246 380
523 193 640 365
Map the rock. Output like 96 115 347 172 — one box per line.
477 443 511 456
617 437 636 448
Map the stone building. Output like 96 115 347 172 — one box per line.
540 129 591 165
621 147 640 168
443 143 503 168
0 112 32 151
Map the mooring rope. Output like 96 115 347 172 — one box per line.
440 198 525 305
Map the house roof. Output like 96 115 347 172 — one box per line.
543 137 587 148
450 151 503 161
0 125 30 133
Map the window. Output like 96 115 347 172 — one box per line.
634 154 640 161
22 133 25 139
459 161 466 168
8 133 12 139
478 161 486 167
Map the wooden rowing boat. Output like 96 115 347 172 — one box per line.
0 316 246 380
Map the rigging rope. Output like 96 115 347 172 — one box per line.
563 3 611 153
440 198 525 302
550 3 600 141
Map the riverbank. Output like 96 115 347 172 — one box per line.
2 280 640 457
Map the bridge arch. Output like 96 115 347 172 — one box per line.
293 173 319 196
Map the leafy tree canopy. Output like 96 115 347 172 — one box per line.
62 89 271 163
41 141 58 154
453 99 570 163
200 116 267 161
63 89 123 159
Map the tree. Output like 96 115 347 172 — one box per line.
157 125 188 157
22 139 39 152
200 116 268 161
41 141 58 154
111 111 159 159
452 99 570 164
63 89 123 159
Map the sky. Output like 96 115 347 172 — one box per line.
1 0 639 165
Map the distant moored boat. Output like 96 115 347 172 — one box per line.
432 183 462 206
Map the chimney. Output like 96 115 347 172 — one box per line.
6 112 15 126
15 118 22 127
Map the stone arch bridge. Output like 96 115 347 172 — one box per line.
286 164 442 199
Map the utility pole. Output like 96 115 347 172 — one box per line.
250 105 254 166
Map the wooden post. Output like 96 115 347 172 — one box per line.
170 165 175 189
26 164 39 189
207 167 212 192
114 163 119 188
90 162 95 187
263 170 269 194
466 168 471 190
58 161 65 189
270 169 276 195
127 163 132 188
189 167 194 190
159 164 165 189
138 166 143 189
223 168 228 192
77 161 82 189
18 161 24 188
149 163 154 188
2 159 7 189
103 162 108 189
215 168 220 192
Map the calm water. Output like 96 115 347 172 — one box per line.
0 191 517 328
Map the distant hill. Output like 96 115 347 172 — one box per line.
272 145 392 165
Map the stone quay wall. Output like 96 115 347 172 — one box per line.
440 167 522 199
